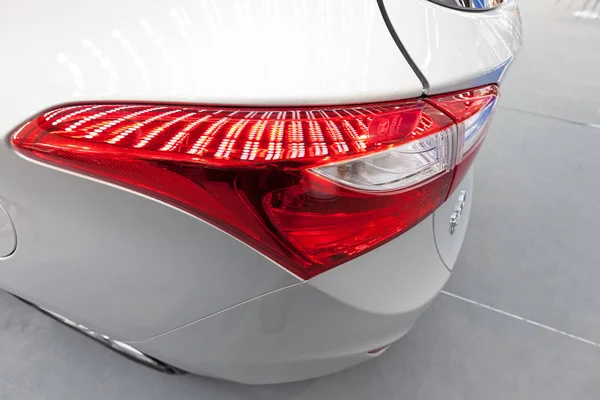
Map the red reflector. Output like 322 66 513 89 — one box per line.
428 85 498 123
367 345 391 355
11 86 497 279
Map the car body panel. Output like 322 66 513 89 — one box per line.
0 148 300 341
434 172 475 270
0 0 522 384
0 0 423 138
131 281 428 384
129 169 474 384
0 203 17 257
383 0 523 94
308 209 450 315
128 218 447 384
0 0 425 343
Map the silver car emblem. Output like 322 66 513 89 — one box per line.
449 190 467 235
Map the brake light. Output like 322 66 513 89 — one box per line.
11 85 497 279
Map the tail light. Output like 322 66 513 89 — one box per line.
11 85 497 279
427 85 498 196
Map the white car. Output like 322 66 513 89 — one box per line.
0 0 522 384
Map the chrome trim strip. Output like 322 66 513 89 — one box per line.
428 0 506 12
35 304 183 374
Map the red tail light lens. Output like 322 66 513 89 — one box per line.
427 85 498 195
11 85 497 279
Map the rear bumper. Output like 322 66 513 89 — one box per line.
131 279 435 384
129 170 475 384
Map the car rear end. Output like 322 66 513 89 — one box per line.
0 0 522 384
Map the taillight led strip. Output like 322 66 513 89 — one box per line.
11 85 498 279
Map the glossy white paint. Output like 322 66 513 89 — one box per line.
383 0 523 93
0 0 423 137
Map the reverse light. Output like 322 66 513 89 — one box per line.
311 127 455 192
11 85 497 279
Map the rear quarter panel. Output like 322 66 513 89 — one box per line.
383 0 523 94
0 0 422 341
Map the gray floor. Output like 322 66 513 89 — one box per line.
2 2 600 399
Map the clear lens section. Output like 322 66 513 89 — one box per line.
311 127 455 192
461 98 496 158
